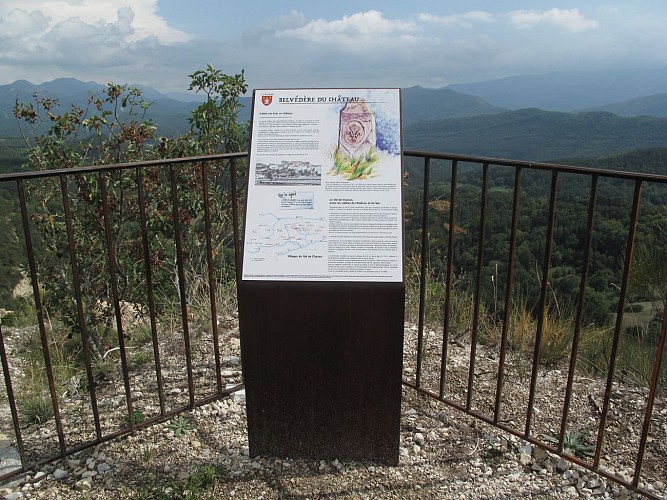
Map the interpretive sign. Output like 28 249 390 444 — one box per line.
242 88 403 282
238 88 404 464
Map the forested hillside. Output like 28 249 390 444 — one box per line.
403 148 667 330
583 93 667 118
401 86 504 125
403 109 667 161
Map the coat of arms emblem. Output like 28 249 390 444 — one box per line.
261 95 272 106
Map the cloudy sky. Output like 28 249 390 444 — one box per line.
1 1 666 94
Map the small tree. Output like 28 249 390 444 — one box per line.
14 67 248 358
188 64 247 154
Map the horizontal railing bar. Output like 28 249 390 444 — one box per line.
0 152 248 182
2 150 666 184
403 150 667 184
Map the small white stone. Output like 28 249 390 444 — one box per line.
532 447 549 462
562 486 577 496
52 468 68 480
75 478 92 491
231 390 246 403
414 433 425 446
223 356 241 366
97 463 111 474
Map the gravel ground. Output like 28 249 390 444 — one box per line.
0 389 657 499
0 320 665 499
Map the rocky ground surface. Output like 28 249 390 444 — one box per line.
0 319 665 499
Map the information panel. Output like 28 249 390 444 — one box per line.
242 88 402 282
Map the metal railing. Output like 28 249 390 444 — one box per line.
0 153 247 480
403 150 667 499
0 150 665 498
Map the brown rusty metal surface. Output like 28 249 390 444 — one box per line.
238 281 405 464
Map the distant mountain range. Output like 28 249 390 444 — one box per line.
0 78 209 137
447 67 667 112
583 93 667 117
2 68 667 164
403 109 667 161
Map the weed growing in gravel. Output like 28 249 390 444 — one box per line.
481 447 504 466
544 430 595 459
134 464 222 499
479 299 578 368
168 416 193 436
15 323 82 425
16 361 54 424
123 409 146 426
128 350 153 370
142 444 154 462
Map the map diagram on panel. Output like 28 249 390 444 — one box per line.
244 213 327 257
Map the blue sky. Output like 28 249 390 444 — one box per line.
1 1 666 94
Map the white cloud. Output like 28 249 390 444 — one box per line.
275 10 418 52
0 0 191 45
0 0 197 87
0 4 663 95
508 8 599 32
418 11 495 29
0 8 49 40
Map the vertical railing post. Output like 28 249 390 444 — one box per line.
439 160 458 398
558 174 598 452
415 157 431 389
525 171 559 436
0 322 26 471
494 166 522 423
60 174 102 441
201 160 223 395
99 172 135 432
594 180 642 468
466 162 489 411
633 301 667 487
136 168 166 415
169 165 195 407
17 179 67 456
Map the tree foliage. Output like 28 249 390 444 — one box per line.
403 156 667 328
11 67 247 357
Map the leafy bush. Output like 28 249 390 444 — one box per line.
12 66 247 361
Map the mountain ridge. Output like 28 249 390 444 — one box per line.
403 108 667 161
446 67 667 112
3 75 667 166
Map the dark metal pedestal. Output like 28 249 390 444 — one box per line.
238 280 404 464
